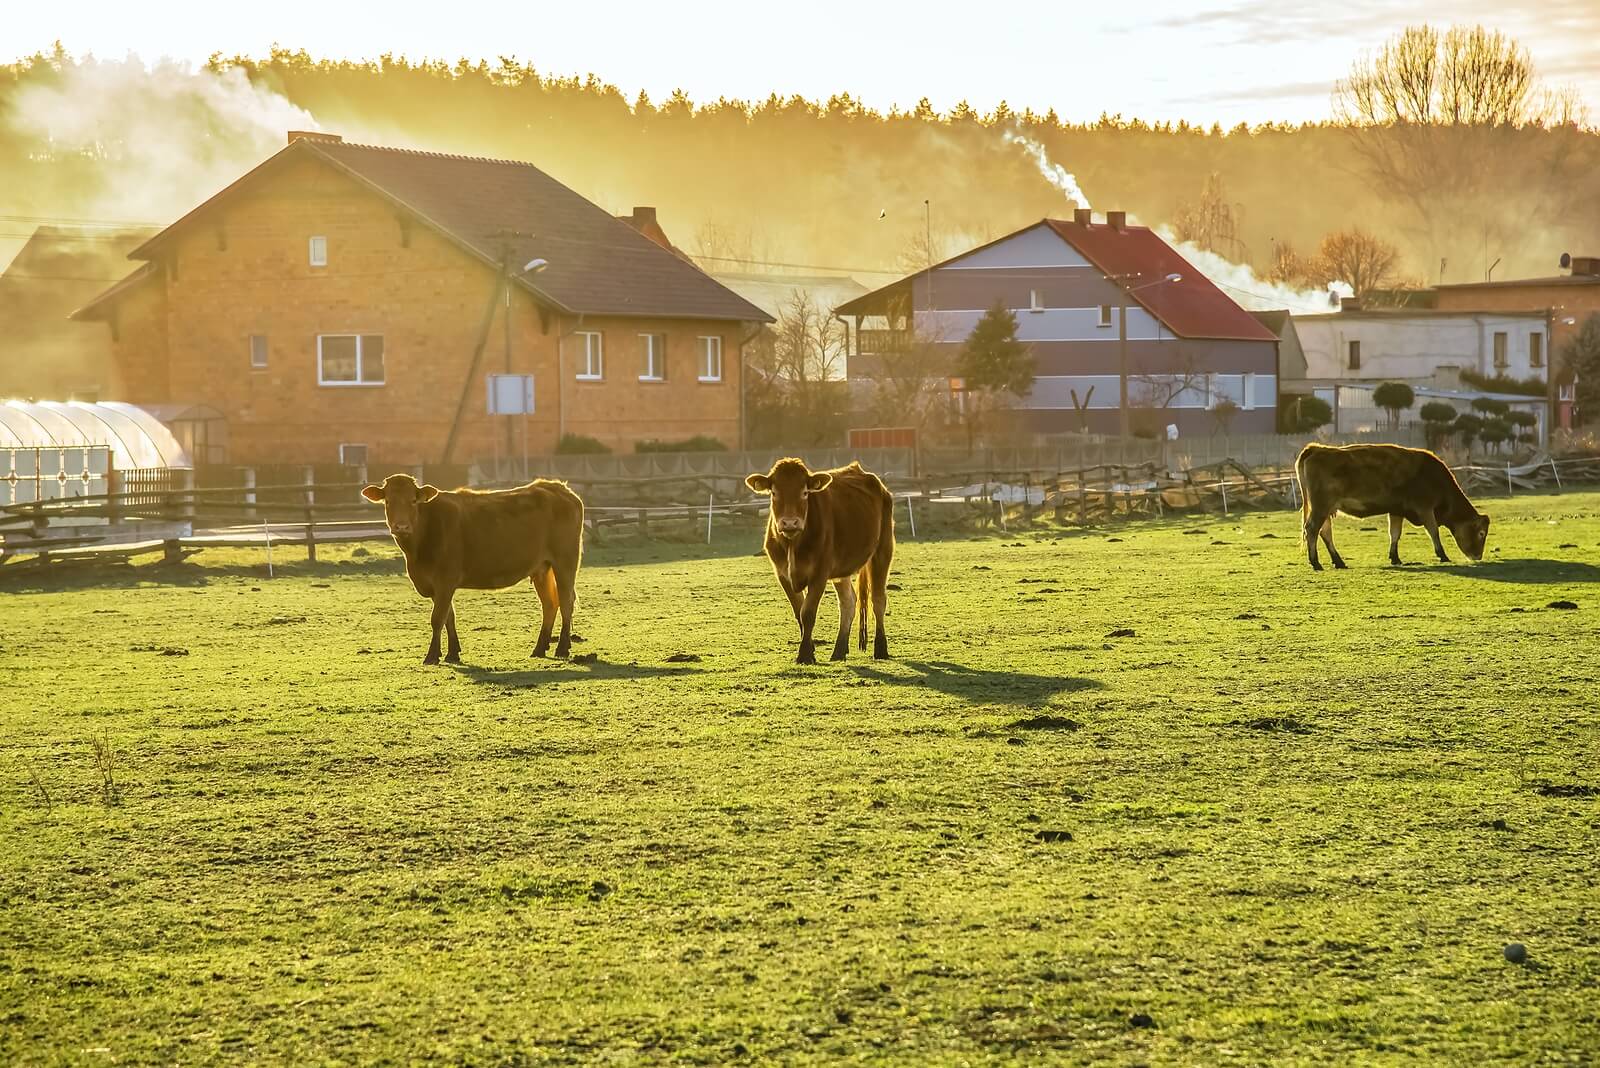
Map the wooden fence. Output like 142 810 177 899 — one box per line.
3 452 1598 572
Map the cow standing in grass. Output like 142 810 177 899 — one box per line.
745 458 896 664
362 473 584 663
1295 443 1489 571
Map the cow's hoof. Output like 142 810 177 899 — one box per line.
1389 557 1403 567
444 652 461 664
531 647 547 659
830 647 848 662
1310 562 1323 572
423 654 441 666
1332 560 1348 570
797 650 817 665
874 637 889 660
554 645 571 659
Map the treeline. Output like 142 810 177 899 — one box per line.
3 36 1597 286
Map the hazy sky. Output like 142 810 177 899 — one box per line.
8 0 1599 125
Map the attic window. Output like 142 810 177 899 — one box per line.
1098 304 1113 328
309 235 328 268
1029 289 1044 313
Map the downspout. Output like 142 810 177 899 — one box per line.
554 313 586 442
738 321 764 451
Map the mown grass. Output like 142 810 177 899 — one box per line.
2 492 1598 1065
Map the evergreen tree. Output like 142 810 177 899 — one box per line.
954 301 1035 447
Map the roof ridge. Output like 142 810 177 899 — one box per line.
317 140 541 170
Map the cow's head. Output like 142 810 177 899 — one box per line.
361 473 439 538
745 458 832 541
1451 512 1490 561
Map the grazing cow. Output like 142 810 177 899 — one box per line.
745 458 895 663
1295 443 1489 571
361 473 584 663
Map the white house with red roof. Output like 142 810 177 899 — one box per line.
835 211 1281 436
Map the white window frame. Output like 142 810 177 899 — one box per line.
575 331 604 380
249 334 269 370
638 333 666 382
1493 331 1509 369
1098 304 1113 328
316 334 386 387
1241 372 1256 410
698 336 723 382
1029 289 1044 313
1529 331 1544 368
309 235 328 267
338 443 368 466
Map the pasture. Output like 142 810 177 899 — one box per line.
2 492 1598 1065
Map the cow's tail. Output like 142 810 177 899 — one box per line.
1293 446 1313 546
857 566 870 651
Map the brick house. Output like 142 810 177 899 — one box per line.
71 133 770 467
1428 257 1600 429
835 212 1280 437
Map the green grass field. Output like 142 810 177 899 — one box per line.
3 492 1599 1065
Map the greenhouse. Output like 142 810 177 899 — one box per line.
0 400 191 471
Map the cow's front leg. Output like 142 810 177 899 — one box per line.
1388 513 1405 566
444 604 462 663
830 577 856 662
1423 512 1451 562
425 593 452 665
776 570 804 638
796 579 827 665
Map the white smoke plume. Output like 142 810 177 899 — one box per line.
1003 129 1350 313
5 58 320 227
1003 130 1091 211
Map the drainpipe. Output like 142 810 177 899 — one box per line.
738 321 764 451
554 314 586 443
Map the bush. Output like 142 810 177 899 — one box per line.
555 433 612 455
1278 393 1333 433
1479 418 1512 452
1452 413 1483 450
1459 369 1547 397
634 435 729 454
1507 410 1539 429
1419 401 1458 447
1471 396 1511 418
1372 382 1416 427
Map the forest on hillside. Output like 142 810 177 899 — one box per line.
2 27 1596 297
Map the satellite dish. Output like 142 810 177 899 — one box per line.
1560 252 1572 269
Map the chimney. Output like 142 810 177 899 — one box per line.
1571 255 1600 277
288 130 343 145
1073 208 1092 226
1340 296 1362 312
619 206 675 251
630 206 657 227
1106 210 1127 230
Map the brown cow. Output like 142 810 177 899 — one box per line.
745 458 895 664
1295 443 1489 571
361 473 584 663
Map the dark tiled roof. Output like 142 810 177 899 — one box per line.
121 139 770 324
70 262 158 320
1045 220 1277 342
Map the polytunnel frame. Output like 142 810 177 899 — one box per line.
0 400 192 471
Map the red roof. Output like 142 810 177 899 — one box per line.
1044 219 1276 342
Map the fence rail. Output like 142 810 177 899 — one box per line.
4 450 1599 573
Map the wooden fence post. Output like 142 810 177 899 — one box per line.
303 465 317 563
243 467 258 522
107 468 123 526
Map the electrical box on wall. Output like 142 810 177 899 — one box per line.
487 374 534 415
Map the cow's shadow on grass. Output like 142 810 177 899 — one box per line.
450 658 703 689
848 659 1101 708
0 554 404 593
1394 558 1600 584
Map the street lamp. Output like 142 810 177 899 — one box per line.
1109 271 1183 438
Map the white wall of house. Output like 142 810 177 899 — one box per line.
1294 313 1549 383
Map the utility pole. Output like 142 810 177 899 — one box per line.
1118 284 1130 439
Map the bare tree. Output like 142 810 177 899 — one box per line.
1264 240 1318 289
1314 228 1403 300
745 289 849 446
1171 173 1248 262
858 301 957 435
1130 354 1208 435
1333 24 1591 272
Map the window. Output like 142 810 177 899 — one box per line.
249 334 268 370
317 335 385 386
1530 332 1544 368
1098 304 1113 328
339 444 368 467
639 333 666 381
309 235 328 267
1029 289 1044 312
576 332 604 380
1347 340 1361 370
698 336 723 382
1493 331 1508 368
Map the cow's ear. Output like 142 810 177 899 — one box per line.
745 473 772 494
417 484 440 502
806 472 833 492
361 484 385 502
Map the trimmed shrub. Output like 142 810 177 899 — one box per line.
634 435 729 454
555 433 612 455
